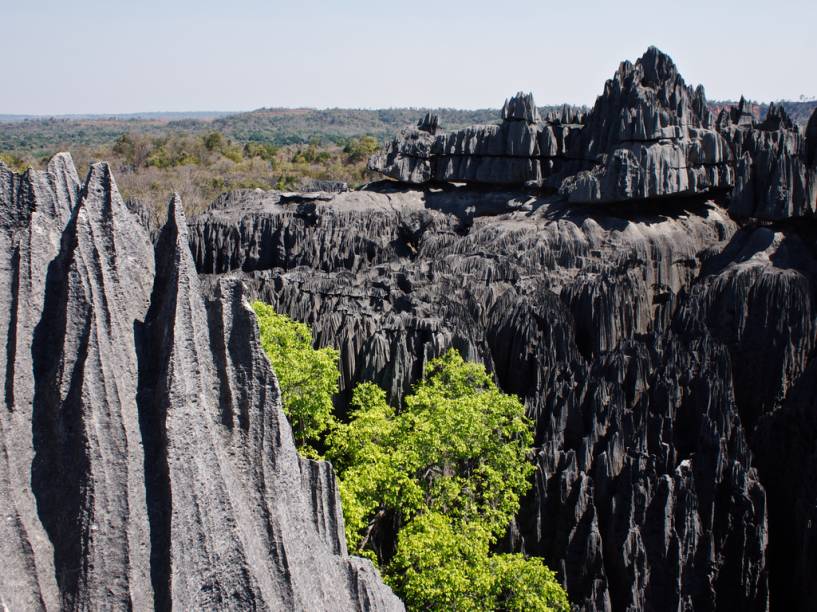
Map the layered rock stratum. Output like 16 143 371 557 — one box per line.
0 156 402 611
190 48 817 611
370 47 816 221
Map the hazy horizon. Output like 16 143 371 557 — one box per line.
2 0 815 115
2 94 815 121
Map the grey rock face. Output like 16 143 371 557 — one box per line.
299 177 350 193
806 107 817 167
726 100 817 220
0 154 80 611
190 186 787 611
368 91 580 187
0 156 402 611
370 47 817 221
369 48 734 202
502 92 540 123
416 112 439 135
558 47 734 204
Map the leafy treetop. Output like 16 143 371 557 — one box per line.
328 349 569 611
252 300 339 458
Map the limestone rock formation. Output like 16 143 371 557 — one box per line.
0 156 402 611
726 101 817 220
192 49 817 607
558 47 734 203
181 46 817 612
190 185 785 611
370 47 817 220
368 90 580 187
5 44 817 612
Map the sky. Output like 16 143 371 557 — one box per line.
1 0 815 114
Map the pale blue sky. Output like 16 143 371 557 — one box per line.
2 0 814 114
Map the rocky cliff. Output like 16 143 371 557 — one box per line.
370 47 816 222
0 156 402 611
189 48 817 611
3 45 816 612
189 185 778 611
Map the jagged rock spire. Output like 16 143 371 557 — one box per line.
416 112 439 134
760 102 794 131
502 92 540 123
368 46 814 220
806 106 817 167
0 155 403 612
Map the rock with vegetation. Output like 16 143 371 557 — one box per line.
250 306 570 610
191 181 778 611
0 154 402 611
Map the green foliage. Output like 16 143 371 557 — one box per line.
243 141 279 161
275 174 298 191
343 136 380 162
202 131 243 162
489 553 570 611
389 513 568 612
328 349 568 610
112 133 152 167
252 301 339 457
0 152 29 172
291 144 331 164
203 131 225 152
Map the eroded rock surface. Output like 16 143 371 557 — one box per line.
370 47 817 221
174 46 817 612
189 184 805 611
0 156 402 612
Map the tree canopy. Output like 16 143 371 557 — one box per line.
252 301 339 457
328 349 569 611
251 303 568 610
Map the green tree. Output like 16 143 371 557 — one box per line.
252 301 339 457
328 349 568 611
243 141 280 162
390 513 568 612
343 135 380 162
203 131 225 152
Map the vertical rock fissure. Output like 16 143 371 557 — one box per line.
4 245 20 411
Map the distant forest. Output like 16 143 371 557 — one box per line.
1 100 813 219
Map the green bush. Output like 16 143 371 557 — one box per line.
0 152 29 172
328 349 569 611
343 136 380 162
252 301 339 457
243 141 279 161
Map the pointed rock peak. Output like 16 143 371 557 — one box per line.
502 92 540 123
44 152 81 218
79 161 124 214
730 96 755 126
636 46 680 86
691 84 712 126
806 106 817 167
156 193 190 254
716 108 731 130
417 112 439 135
47 152 80 184
167 193 186 230
760 102 794 131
